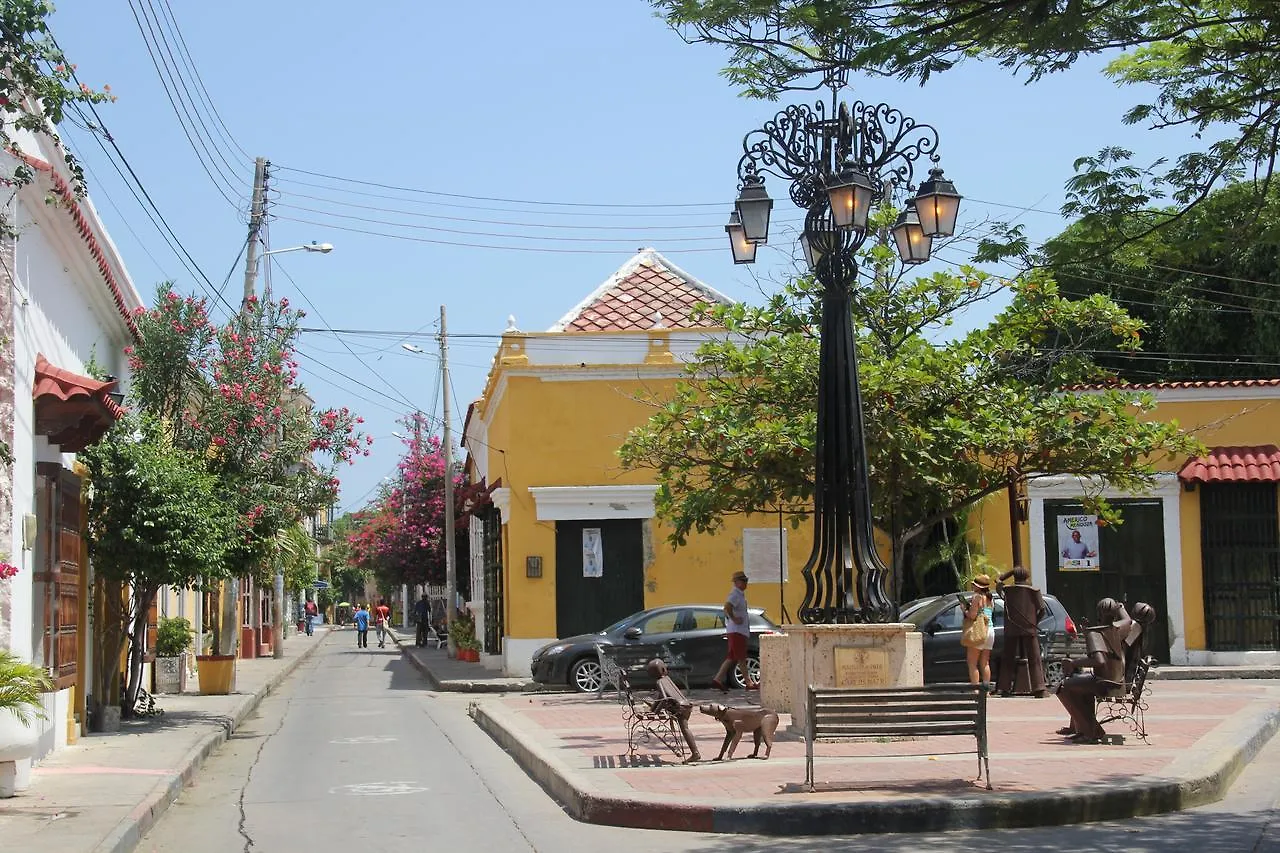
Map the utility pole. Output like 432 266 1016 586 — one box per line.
440 306 458 655
219 156 267 658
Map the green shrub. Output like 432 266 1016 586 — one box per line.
0 651 52 726
155 617 194 657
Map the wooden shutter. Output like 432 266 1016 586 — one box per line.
37 463 82 690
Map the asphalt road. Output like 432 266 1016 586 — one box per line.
137 632 1280 853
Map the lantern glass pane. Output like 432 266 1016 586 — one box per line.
737 197 772 244
727 221 758 264
800 233 821 269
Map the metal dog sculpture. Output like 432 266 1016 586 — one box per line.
698 702 779 760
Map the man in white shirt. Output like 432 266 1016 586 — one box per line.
1061 530 1095 560
711 571 759 692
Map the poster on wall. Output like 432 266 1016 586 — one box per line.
742 528 788 583
582 528 603 578
1057 514 1101 570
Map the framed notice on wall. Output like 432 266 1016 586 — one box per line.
1057 514 1101 571
742 527 788 583
582 528 603 578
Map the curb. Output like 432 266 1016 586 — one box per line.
471 697 1280 835
389 630 531 693
93 631 329 853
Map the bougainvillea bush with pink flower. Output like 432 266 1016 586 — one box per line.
0 562 18 581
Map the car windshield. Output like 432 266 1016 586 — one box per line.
598 614 639 635
902 594 1006 629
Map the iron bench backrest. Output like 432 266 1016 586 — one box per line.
806 684 990 790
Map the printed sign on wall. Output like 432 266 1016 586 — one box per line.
582 528 603 578
1057 514 1100 571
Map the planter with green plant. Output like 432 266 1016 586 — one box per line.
154 617 193 695
0 650 53 797
449 612 482 661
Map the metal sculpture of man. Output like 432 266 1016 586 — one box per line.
645 658 701 763
726 79 961 624
1055 598 1130 742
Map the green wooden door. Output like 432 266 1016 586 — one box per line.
1044 499 1170 662
555 519 645 638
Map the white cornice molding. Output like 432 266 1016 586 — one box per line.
491 488 512 524
1025 472 1182 499
528 485 658 520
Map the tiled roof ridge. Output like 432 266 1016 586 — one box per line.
1178 444 1280 484
548 247 734 332
20 153 141 343
33 353 126 419
1066 377 1280 391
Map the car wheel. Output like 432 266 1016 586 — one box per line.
732 656 760 688
569 658 603 693
1044 659 1065 691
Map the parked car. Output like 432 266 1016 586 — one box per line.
530 604 780 693
901 592 1078 685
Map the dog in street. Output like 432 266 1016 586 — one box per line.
698 702 779 760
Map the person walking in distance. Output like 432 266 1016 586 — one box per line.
413 594 431 647
712 571 758 693
353 603 370 649
374 599 391 648
303 597 318 637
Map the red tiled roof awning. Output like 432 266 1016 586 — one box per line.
1178 445 1280 485
33 354 125 452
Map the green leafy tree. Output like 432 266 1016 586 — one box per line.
1043 180 1280 381
80 414 238 716
0 0 114 239
321 514 368 603
619 246 1202 593
651 0 1280 249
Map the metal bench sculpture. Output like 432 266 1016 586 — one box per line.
1098 656 1153 743
806 684 990 791
617 661 700 762
594 642 691 698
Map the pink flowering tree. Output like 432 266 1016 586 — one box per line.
347 413 480 589
120 285 369 652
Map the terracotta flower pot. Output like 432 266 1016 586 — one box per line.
195 654 237 695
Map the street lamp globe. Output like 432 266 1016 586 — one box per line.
891 207 932 265
734 173 773 244
912 167 963 237
826 158 875 231
725 210 759 264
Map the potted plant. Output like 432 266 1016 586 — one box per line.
449 612 481 662
153 617 193 695
0 650 52 797
195 632 237 695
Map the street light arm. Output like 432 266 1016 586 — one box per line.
261 242 335 258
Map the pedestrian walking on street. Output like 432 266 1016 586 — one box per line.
304 598 318 637
353 603 370 648
374 599 391 648
711 570 758 693
996 566 1047 696
413 594 431 647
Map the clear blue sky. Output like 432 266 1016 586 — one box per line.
50 1 1179 515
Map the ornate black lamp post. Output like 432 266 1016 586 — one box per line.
727 91 961 624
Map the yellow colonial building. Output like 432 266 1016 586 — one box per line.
463 249 812 675
971 379 1280 667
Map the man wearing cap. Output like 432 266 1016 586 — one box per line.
712 571 758 692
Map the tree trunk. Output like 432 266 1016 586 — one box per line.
92 575 127 722
123 586 157 718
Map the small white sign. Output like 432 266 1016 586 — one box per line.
582 527 603 578
742 528 788 583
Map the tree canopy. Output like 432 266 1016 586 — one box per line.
1043 179 1280 381
619 241 1202 590
652 0 1280 248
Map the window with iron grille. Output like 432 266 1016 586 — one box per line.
1201 483 1280 651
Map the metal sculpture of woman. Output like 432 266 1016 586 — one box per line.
725 89 961 624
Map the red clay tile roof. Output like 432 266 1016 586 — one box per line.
1179 445 1280 484
1069 378 1280 391
33 353 124 451
550 248 733 332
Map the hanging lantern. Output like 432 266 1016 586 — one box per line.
891 207 932 265
725 210 758 264
826 158 875 230
734 173 773 244
912 166 962 237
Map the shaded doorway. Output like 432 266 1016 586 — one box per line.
554 519 644 638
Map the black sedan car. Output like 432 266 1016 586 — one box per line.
531 604 779 693
901 593 1079 685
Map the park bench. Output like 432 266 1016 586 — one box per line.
1098 655 1154 743
806 684 990 791
595 642 691 698
1040 629 1087 690
615 669 691 759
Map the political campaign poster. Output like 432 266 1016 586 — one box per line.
1057 514 1100 570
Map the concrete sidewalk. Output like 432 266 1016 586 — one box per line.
389 627 532 692
467 677 1280 835
0 629 328 853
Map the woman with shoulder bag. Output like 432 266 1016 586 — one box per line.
961 575 997 692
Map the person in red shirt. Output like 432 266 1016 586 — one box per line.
374 599 391 648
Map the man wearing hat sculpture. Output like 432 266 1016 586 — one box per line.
712 571 759 693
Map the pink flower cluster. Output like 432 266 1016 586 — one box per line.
0 562 18 580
